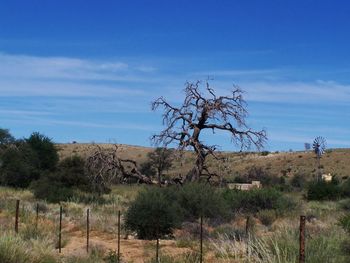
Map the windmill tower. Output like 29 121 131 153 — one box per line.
312 136 326 181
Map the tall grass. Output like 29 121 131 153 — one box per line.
211 222 349 263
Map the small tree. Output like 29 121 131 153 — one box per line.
152 81 266 183
143 147 174 186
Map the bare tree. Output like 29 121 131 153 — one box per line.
85 145 154 193
151 81 267 183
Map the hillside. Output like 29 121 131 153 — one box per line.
57 143 350 181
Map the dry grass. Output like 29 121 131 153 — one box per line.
57 143 350 182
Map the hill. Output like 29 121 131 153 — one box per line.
57 143 350 181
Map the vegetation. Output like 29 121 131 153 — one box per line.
125 187 181 239
1 126 350 262
307 180 342 201
140 147 174 186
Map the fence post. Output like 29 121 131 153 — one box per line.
117 210 121 262
200 215 203 263
59 206 62 253
87 208 90 253
245 215 250 258
36 203 39 230
15 200 20 233
299 215 306 263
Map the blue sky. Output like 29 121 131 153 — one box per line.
1 0 350 151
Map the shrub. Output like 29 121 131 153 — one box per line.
341 178 350 197
175 183 230 222
222 188 294 215
31 156 93 203
291 173 307 190
31 177 74 203
55 156 91 191
125 187 181 239
307 181 341 201
0 143 40 188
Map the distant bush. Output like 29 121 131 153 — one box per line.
260 151 270 156
291 173 307 190
222 188 294 215
0 142 40 188
31 156 92 203
307 181 341 201
234 166 280 187
31 177 74 203
341 178 350 198
125 187 181 239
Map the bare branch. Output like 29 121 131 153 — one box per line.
151 81 267 182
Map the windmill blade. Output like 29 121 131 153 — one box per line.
313 136 326 157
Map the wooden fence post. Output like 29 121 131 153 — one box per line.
59 206 62 253
117 210 121 262
299 215 306 263
86 208 90 253
245 215 250 258
15 200 20 233
36 203 39 230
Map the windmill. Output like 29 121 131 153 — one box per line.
312 136 326 180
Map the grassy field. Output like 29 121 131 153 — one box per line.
1 185 350 263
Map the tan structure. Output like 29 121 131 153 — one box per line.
322 173 332 182
227 180 261 191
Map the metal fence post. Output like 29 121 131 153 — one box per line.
87 208 90 253
299 215 306 263
118 210 121 261
200 215 203 263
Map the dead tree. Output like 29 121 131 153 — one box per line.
86 145 154 192
151 81 267 183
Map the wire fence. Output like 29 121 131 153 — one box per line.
11 199 306 263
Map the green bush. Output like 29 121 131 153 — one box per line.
307 181 341 201
174 183 230 222
125 187 181 239
291 173 307 190
222 188 294 215
31 177 74 203
31 156 93 203
0 143 40 188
